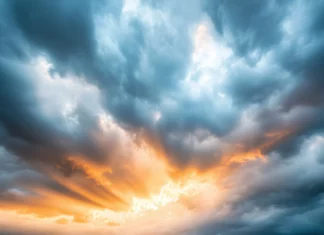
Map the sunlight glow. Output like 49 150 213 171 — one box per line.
90 176 216 225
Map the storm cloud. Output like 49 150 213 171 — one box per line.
0 0 324 234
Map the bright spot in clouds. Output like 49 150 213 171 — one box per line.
1 0 324 234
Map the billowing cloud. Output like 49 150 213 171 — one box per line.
0 0 324 234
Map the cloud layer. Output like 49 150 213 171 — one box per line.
1 0 324 234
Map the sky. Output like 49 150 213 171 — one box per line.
1 0 324 234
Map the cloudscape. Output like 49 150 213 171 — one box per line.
1 0 324 234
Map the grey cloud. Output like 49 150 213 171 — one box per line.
1 0 324 233
0 58 131 208
2 0 322 170
205 0 289 59
222 64 283 106
6 0 97 75
184 134 324 235
1 0 323 170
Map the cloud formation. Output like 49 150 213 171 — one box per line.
0 0 324 234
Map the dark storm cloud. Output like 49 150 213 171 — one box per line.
0 0 324 233
204 0 289 59
0 0 323 170
5 0 96 76
0 58 78 163
2 0 193 132
275 2 324 113
203 0 324 150
222 64 283 106
0 0 323 169
0 58 68 159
